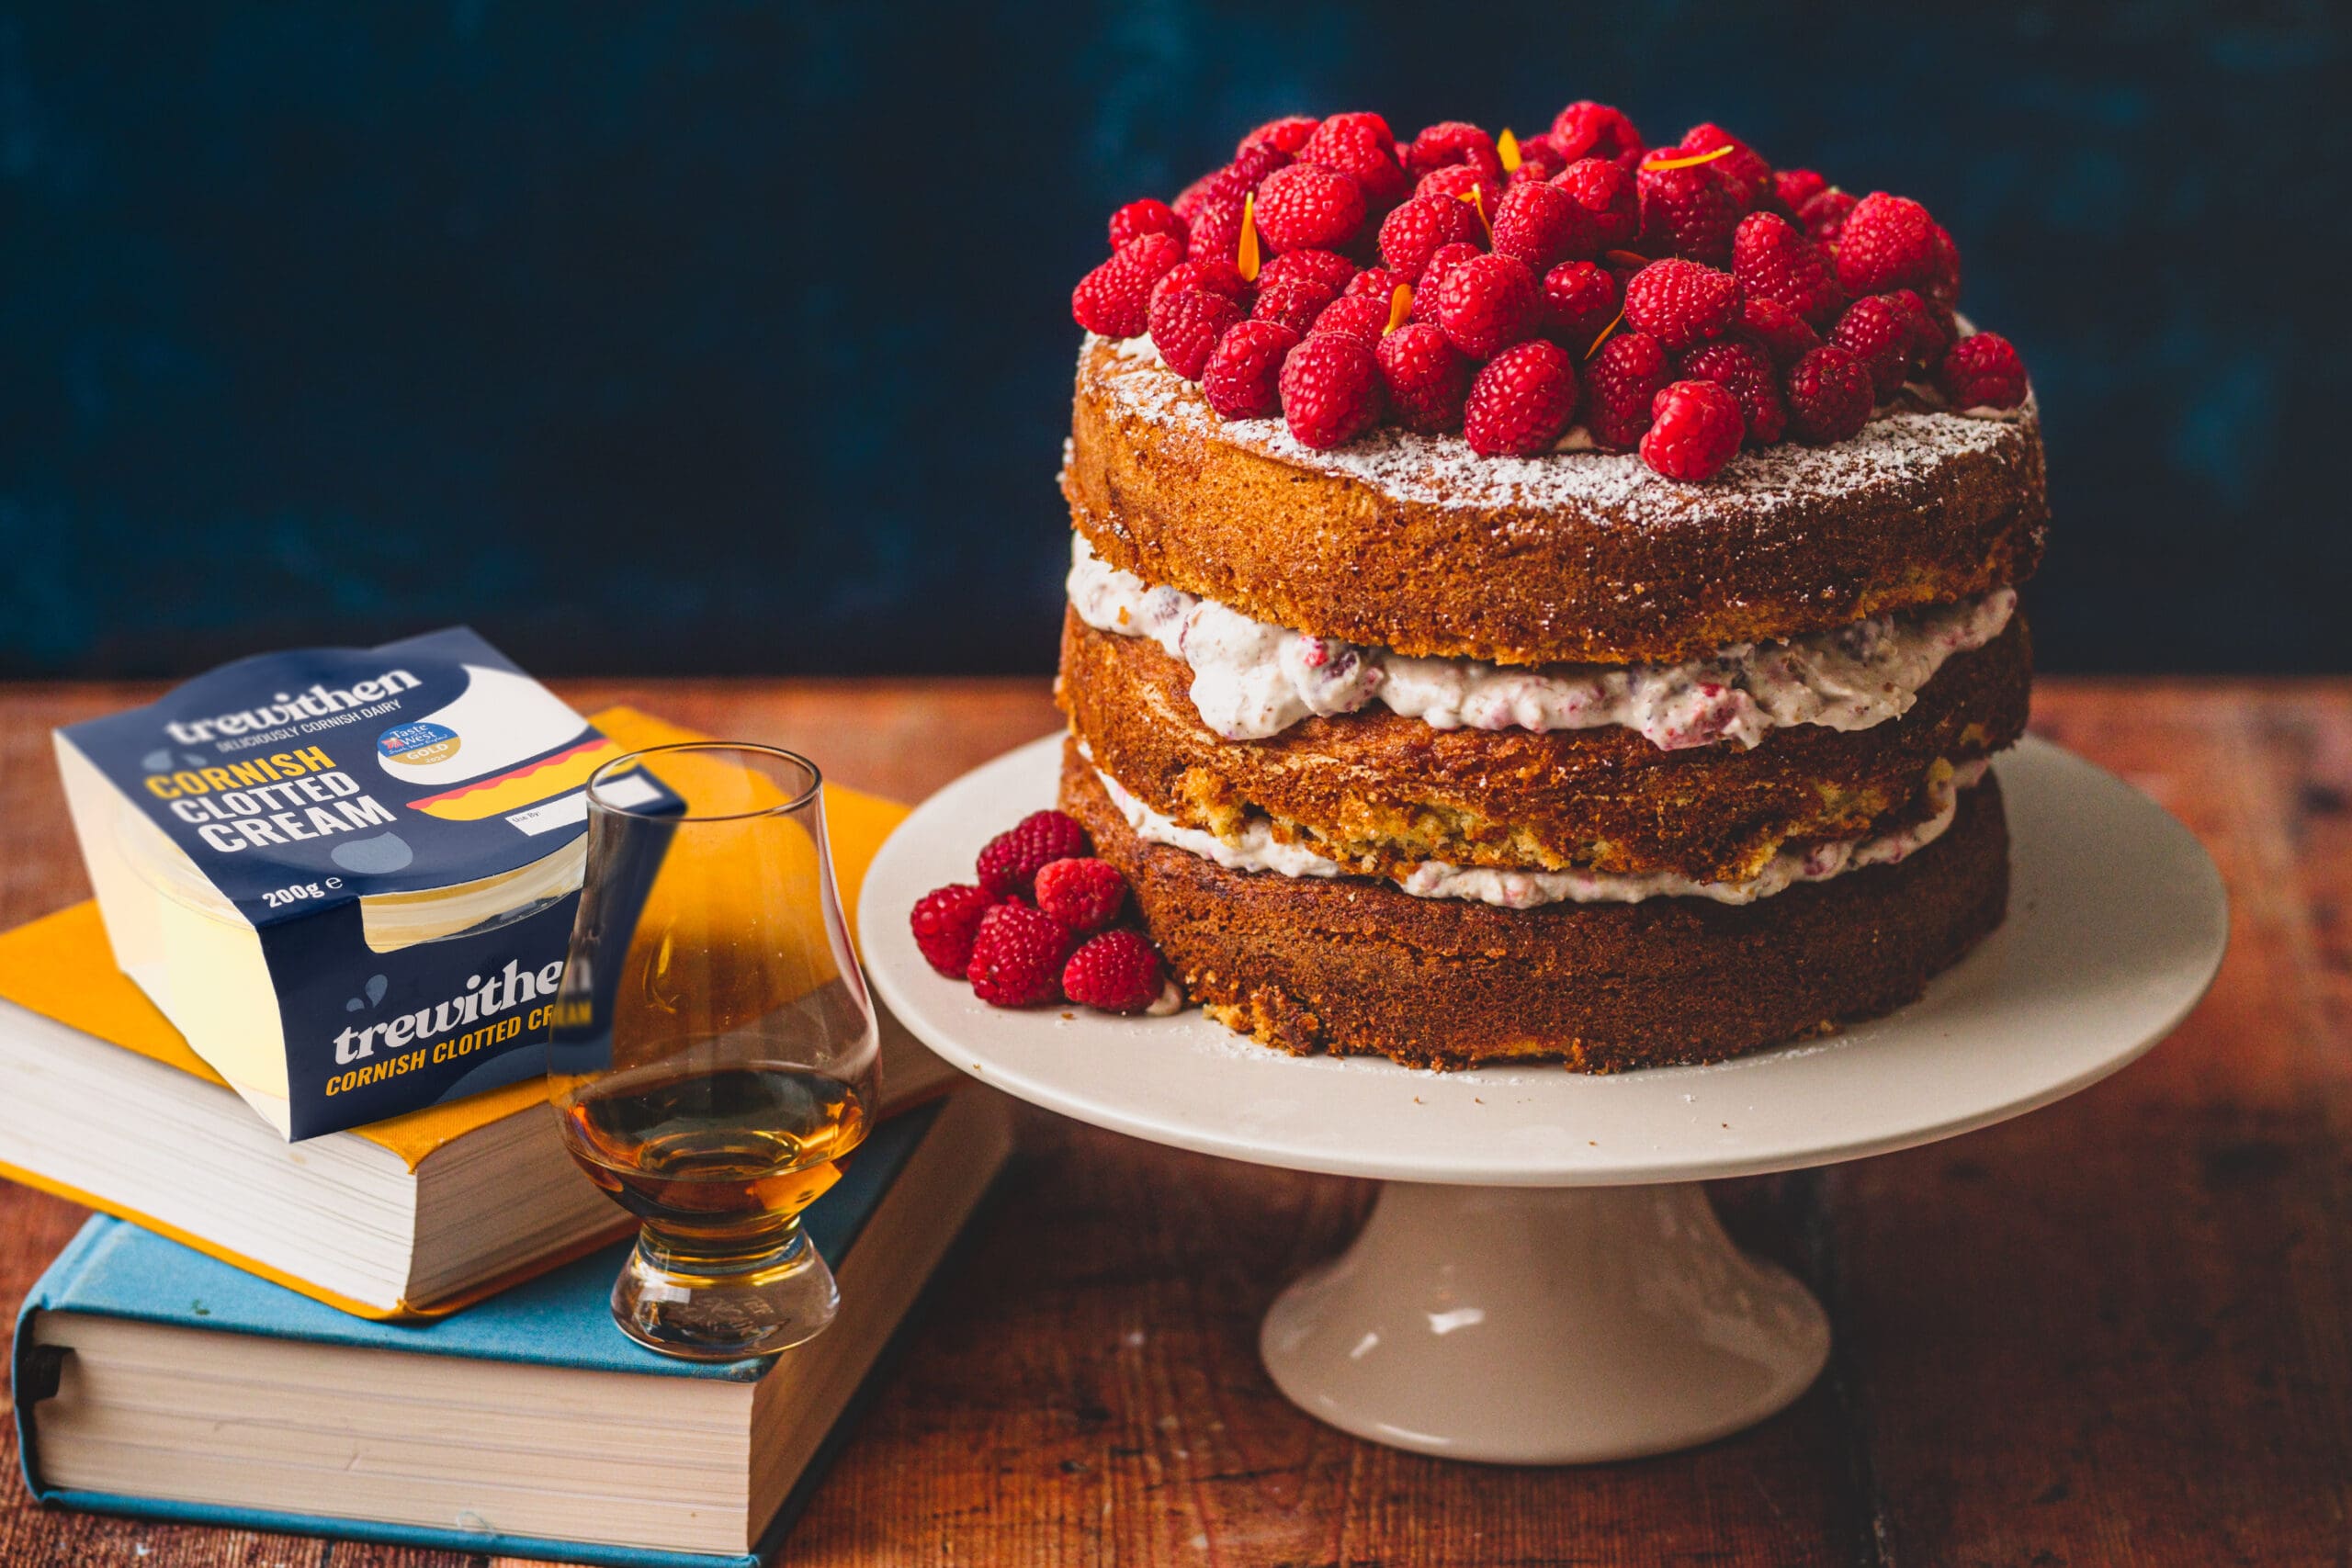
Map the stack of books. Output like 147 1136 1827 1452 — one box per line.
5 703 1003 1567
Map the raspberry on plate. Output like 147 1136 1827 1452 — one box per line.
1784 344 1874 443
1201 318 1302 420
1640 378 1746 481
1061 929 1167 1014
1584 329 1673 449
910 883 996 978
967 902 1071 1008
1436 252 1539 359
1034 856 1129 933
1148 287 1245 381
1622 258 1740 351
1279 330 1385 448
1938 332 2029 410
1464 338 1577 457
976 809 1091 899
1376 321 1472 433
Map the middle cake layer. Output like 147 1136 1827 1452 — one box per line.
1061 607 2030 885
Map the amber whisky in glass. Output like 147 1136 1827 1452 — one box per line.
548 743 879 1359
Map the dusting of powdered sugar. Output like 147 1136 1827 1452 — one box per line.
1081 334 2038 524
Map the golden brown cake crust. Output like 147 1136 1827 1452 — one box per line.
1061 741 2010 1072
1059 607 2030 882
1064 336 2048 666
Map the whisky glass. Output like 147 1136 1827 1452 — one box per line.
548 743 878 1359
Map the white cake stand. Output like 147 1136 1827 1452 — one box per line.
858 735 2226 1464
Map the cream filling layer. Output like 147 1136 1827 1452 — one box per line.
1096 758 1989 908
1069 532 2015 750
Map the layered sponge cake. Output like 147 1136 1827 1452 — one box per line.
1053 105 2043 1069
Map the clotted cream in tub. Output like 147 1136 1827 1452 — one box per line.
54 626 667 1139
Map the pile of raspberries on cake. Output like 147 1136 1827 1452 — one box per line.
1069 104 2030 483
910 809 1177 1014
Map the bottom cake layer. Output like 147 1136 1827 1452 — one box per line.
1059 739 2010 1072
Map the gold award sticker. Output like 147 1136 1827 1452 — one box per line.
378 719 462 767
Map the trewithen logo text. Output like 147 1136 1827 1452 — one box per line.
324 955 566 1097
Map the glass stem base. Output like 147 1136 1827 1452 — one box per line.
610 1218 841 1360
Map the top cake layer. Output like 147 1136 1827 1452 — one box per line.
1065 335 2047 666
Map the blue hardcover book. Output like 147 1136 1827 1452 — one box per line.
12 1089 1012 1567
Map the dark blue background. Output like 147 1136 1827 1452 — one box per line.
3 2 2345 677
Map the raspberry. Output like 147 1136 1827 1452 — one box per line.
1256 248 1357 295
1436 252 1538 358
1250 276 1335 335
1830 295 1914 400
910 883 996 978
1510 136 1567 186
1555 158 1640 249
1736 296 1822 366
1835 192 1939 297
1109 198 1186 252
1464 338 1577 457
1490 179 1599 271
1200 319 1300 420
1279 331 1383 448
1061 929 1166 1014
1541 260 1619 349
1311 290 1392 346
1240 115 1319 156
1298 111 1406 206
1410 241 1484 324
1374 321 1471 433
1799 187 1857 244
1731 211 1841 327
1414 164 1492 211
1679 339 1786 446
1549 101 1645 168
1584 330 1672 449
1187 197 1244 267
1150 259 1250 310
1172 173 1219 222
1404 121 1502 185
1254 163 1366 254
1881 288 1948 371
1207 141 1293 205
1772 168 1826 211
1070 233 1185 339
1378 192 1485 279
1783 344 1873 443
1640 379 1745 481
1937 332 2029 410
1033 856 1128 933
1622 259 1740 351
1148 287 1245 381
976 809 1091 899
1637 159 1744 264
1926 224 1962 306
967 901 1069 1008
1344 265 1410 299
1676 124 1772 209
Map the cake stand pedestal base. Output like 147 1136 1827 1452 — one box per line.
1260 1180 1829 1464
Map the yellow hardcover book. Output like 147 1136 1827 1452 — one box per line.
0 706 953 1319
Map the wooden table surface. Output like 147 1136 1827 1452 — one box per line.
0 676 2346 1567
